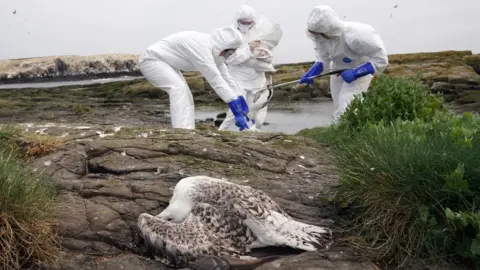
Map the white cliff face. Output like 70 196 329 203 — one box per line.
0 54 141 83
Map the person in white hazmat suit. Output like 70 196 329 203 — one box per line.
218 5 271 131
138 26 252 131
299 5 388 124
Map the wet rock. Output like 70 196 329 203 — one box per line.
254 248 378 270
29 125 342 269
291 92 312 101
214 112 227 128
214 119 224 128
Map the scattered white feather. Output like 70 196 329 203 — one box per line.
96 131 114 138
74 126 92 130
35 128 47 135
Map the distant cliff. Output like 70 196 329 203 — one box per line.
0 50 478 113
0 54 141 83
1 50 479 85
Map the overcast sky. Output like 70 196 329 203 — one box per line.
1 0 479 64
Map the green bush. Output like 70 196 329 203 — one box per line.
0 124 59 269
329 111 480 268
337 75 446 133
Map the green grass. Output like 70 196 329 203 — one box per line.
329 112 480 269
0 124 60 269
298 75 480 269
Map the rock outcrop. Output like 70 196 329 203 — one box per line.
13 123 380 270
1 50 479 111
0 54 142 83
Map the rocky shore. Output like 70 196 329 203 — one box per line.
0 50 479 270
10 123 376 270
1 50 479 111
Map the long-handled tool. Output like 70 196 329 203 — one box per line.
250 68 347 113
243 69 347 132
261 68 347 93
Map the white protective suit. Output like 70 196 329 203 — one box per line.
306 5 388 124
138 26 244 129
218 5 270 131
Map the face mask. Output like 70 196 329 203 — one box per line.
237 19 253 34
237 24 251 34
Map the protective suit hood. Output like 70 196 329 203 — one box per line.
210 26 244 59
235 4 257 34
307 5 345 37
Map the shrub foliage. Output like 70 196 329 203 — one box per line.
337 75 446 133
331 112 480 268
302 75 480 269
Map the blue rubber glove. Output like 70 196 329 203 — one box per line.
299 62 324 85
340 62 375 83
228 96 249 131
238 95 250 122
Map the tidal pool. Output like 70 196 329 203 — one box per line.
195 101 334 134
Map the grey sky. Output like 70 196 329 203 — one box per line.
1 0 479 64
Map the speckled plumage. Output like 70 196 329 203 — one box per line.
138 202 257 268
138 176 333 267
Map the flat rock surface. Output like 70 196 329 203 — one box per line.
18 123 378 269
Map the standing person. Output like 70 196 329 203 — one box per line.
218 5 270 131
138 26 251 131
299 5 388 124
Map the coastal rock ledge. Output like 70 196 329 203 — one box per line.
23 123 380 270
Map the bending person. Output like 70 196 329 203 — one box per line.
139 26 251 130
299 5 388 124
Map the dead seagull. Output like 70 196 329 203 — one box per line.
155 176 333 251
137 201 279 268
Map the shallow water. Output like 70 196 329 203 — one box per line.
195 102 334 135
0 76 142 89
0 77 334 135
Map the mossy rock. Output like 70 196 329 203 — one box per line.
388 50 473 64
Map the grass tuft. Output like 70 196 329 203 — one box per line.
0 124 60 269
329 113 480 268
